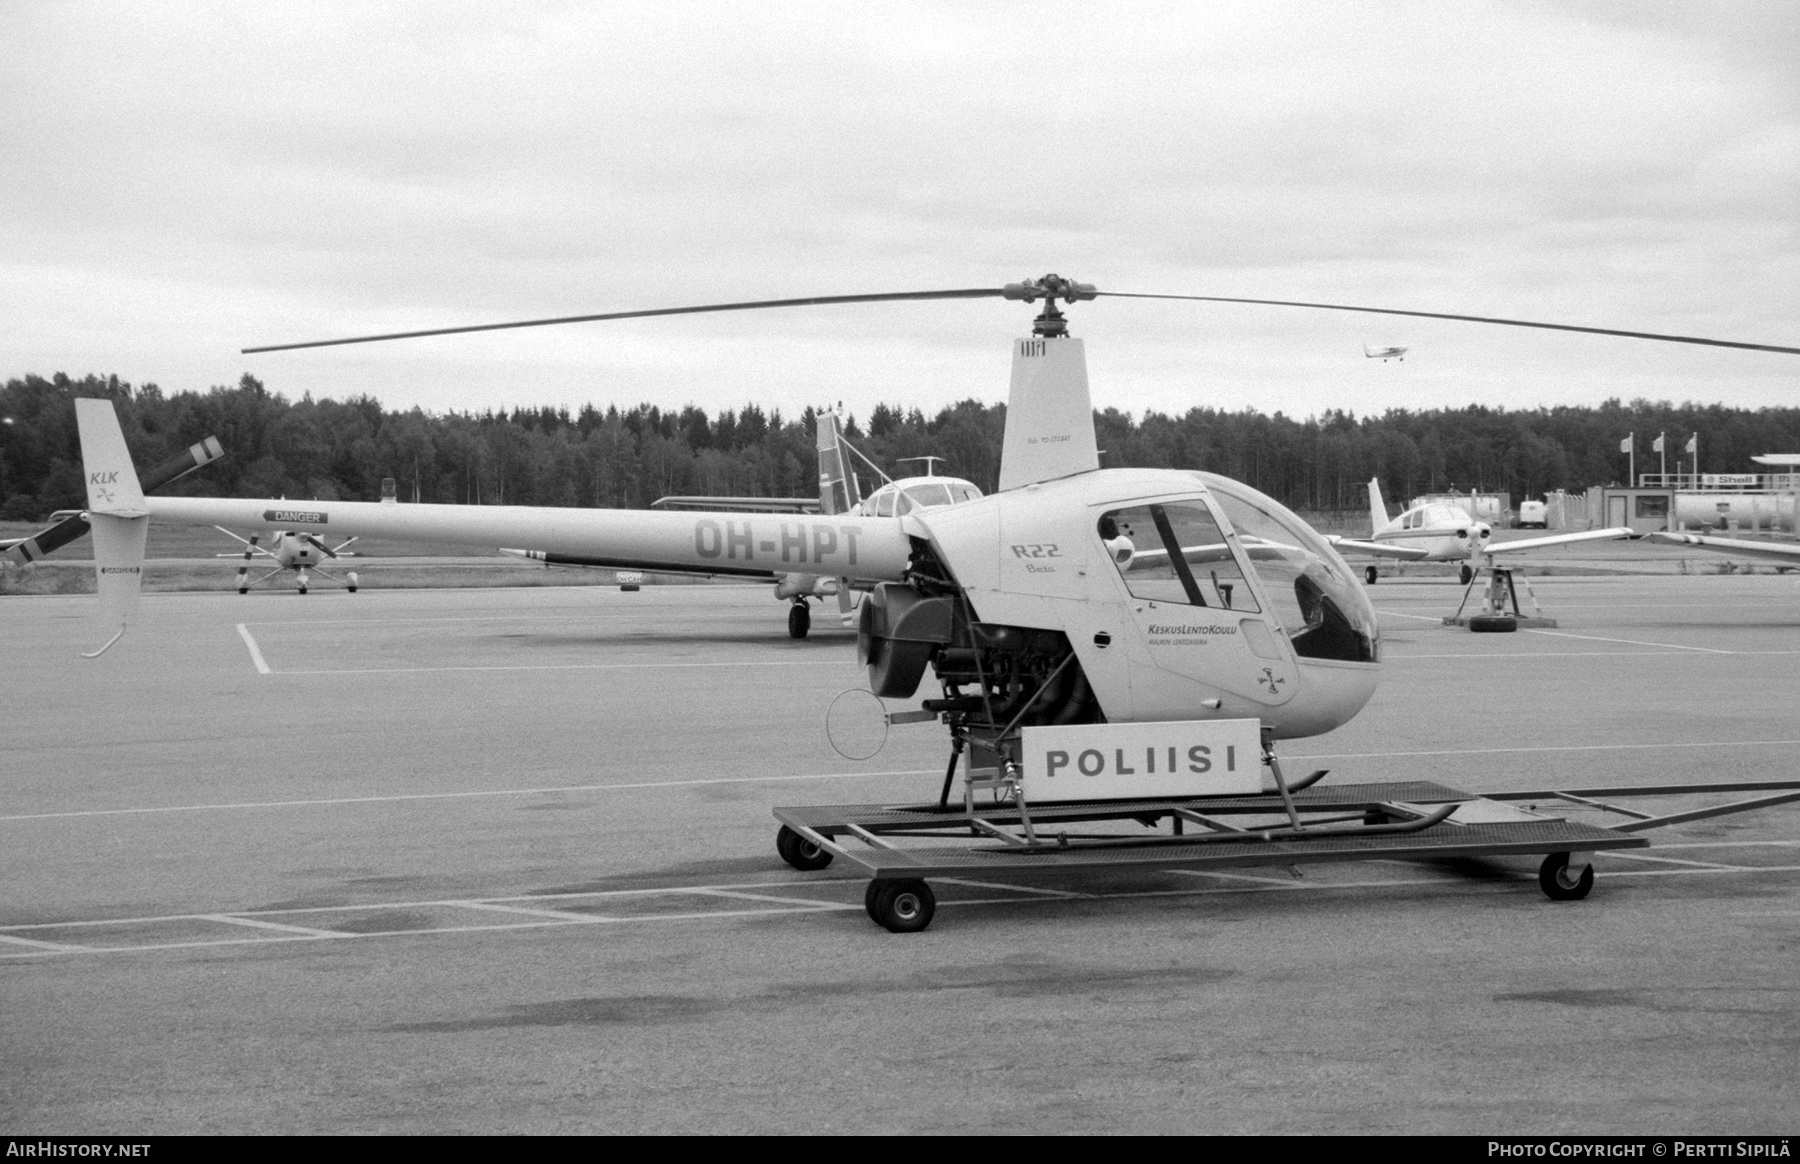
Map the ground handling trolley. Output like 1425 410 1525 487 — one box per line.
774 727 1800 933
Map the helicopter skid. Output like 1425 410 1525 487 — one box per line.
773 778 1800 931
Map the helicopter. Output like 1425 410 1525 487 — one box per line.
66 274 1800 925
79 272 1796 722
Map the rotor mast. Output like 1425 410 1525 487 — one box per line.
1003 274 1097 338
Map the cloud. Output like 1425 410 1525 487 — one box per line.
2 1 1793 424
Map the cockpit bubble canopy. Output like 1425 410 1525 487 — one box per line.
1199 472 1379 664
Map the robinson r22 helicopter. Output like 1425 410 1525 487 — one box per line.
68 275 1800 928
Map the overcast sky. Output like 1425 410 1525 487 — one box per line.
5 1 1796 428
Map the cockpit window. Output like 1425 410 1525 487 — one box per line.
1098 502 1259 613
873 489 896 517
1199 473 1379 664
950 483 982 503
902 483 954 509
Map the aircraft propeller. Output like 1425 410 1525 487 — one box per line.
243 274 1799 356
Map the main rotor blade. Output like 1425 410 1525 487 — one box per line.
243 289 1008 354
1100 292 1800 356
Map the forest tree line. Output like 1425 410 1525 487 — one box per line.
4 371 1798 523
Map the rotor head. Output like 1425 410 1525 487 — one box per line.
1003 274 1098 337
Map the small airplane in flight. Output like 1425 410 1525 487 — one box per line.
215 527 360 594
500 412 984 637
1330 478 1631 585
1364 344 1407 362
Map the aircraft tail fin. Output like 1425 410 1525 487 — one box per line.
74 399 149 657
1367 478 1389 535
815 411 860 516
998 337 1101 491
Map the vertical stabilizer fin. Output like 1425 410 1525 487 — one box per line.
815 412 857 516
74 399 149 656
1368 478 1389 535
997 337 1100 491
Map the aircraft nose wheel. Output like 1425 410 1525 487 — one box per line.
775 825 833 871
865 878 936 933
787 603 811 639
1364 565 1378 585
1538 852 1594 901
1459 564 1474 585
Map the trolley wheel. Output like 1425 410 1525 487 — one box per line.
775 824 833 871
1538 852 1594 901
1459 564 1474 585
297 585 308 595
787 603 811 639
864 879 883 919
868 878 935 933
1364 565 1378 585
1469 614 1517 633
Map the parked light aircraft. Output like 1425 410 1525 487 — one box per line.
215 527 360 594
1330 478 1632 585
499 412 984 638
1364 344 1407 362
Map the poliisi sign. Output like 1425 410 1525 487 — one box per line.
1018 718 1263 801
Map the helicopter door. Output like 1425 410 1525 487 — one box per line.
1094 499 1297 708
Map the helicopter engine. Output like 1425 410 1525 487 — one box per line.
859 581 1101 727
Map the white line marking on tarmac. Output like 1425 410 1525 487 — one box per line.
1523 628 1733 654
686 888 843 909
4 857 1795 960
449 901 615 924
0 933 84 952
0 769 938 824
1658 840 1800 849
935 877 1092 899
1291 738 1800 762
1598 852 1742 871
270 660 844 676
1398 650 1721 659
199 913 342 938
1167 869 1317 886
235 624 271 674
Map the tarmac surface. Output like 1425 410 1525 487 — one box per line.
3 576 1798 1134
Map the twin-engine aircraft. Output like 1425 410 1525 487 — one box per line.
501 411 983 637
1330 478 1631 585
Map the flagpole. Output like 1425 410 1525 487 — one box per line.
1628 432 1634 487
1659 431 1666 481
